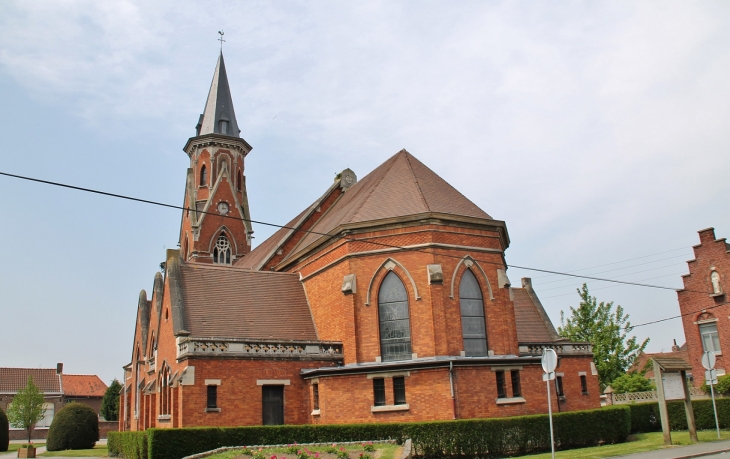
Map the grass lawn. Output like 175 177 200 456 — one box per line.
40 445 108 457
523 430 730 459
6 443 46 453
205 443 400 459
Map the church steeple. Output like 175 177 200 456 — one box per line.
195 53 241 138
180 52 253 265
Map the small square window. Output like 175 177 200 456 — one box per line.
510 371 521 397
207 385 217 409
312 383 320 410
393 376 406 405
373 378 386 406
496 371 506 398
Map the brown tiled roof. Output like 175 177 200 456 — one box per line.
512 288 556 343
62 374 107 397
235 205 311 270
289 150 491 258
0 368 62 393
631 347 690 378
179 263 318 340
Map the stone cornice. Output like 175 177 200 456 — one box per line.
183 133 252 157
278 212 509 271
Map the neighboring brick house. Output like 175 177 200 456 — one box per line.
678 228 730 386
630 340 690 381
120 52 601 431
0 365 108 440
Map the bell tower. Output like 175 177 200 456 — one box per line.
179 52 253 264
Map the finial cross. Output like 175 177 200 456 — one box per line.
218 30 226 52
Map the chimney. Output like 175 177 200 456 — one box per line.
671 339 680 352
56 363 63 374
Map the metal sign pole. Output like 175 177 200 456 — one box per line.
546 378 555 459
542 348 558 459
711 383 720 440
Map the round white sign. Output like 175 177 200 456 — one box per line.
702 351 716 371
541 348 558 373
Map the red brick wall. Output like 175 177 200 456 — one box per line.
177 358 335 427
678 228 730 386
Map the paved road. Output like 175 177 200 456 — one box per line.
612 439 730 459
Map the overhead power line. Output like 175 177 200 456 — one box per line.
0 170 711 296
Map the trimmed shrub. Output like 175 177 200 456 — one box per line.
136 406 630 459
46 402 99 451
0 406 8 452
108 431 148 459
628 398 730 433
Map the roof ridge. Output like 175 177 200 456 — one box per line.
182 262 299 276
346 152 402 223
402 150 431 212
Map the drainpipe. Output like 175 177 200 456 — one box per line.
449 360 456 419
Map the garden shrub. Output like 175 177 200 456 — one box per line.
46 402 99 451
0 406 8 452
628 398 730 433
136 406 629 459
108 431 148 459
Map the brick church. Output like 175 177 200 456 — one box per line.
119 53 600 431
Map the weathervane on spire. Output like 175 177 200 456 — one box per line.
218 30 226 52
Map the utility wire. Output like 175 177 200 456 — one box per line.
542 272 686 299
0 170 712 296
530 247 689 279
537 262 686 292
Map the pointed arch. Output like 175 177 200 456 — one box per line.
378 271 412 361
212 232 232 265
365 257 420 306
459 269 488 356
450 255 494 300
199 164 207 186
207 226 239 254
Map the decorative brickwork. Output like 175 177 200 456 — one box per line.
678 228 730 386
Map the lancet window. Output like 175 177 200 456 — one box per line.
200 165 207 186
378 271 412 361
213 233 232 265
459 269 488 356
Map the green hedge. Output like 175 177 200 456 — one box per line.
110 406 630 459
109 431 148 459
0 406 8 452
46 402 99 451
628 398 730 433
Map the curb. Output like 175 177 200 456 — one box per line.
670 448 730 459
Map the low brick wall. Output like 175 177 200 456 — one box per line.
9 429 49 441
9 421 118 441
100 421 118 439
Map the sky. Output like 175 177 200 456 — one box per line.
0 1 729 385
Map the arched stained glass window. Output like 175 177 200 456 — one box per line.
200 164 207 186
378 271 412 361
459 269 488 356
213 233 231 264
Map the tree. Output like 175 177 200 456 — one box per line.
558 284 649 390
100 379 122 421
6 376 46 444
610 373 655 393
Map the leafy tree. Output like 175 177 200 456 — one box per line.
610 373 655 393
6 376 46 444
101 379 122 421
558 284 649 390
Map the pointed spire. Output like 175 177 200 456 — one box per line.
196 53 241 138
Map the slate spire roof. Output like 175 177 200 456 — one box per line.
196 52 240 138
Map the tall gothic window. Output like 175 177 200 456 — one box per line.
200 164 207 186
213 233 231 264
378 271 412 361
459 269 488 356
237 170 242 191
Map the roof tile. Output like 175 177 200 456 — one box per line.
180 263 318 340
0 368 61 393
61 374 108 397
